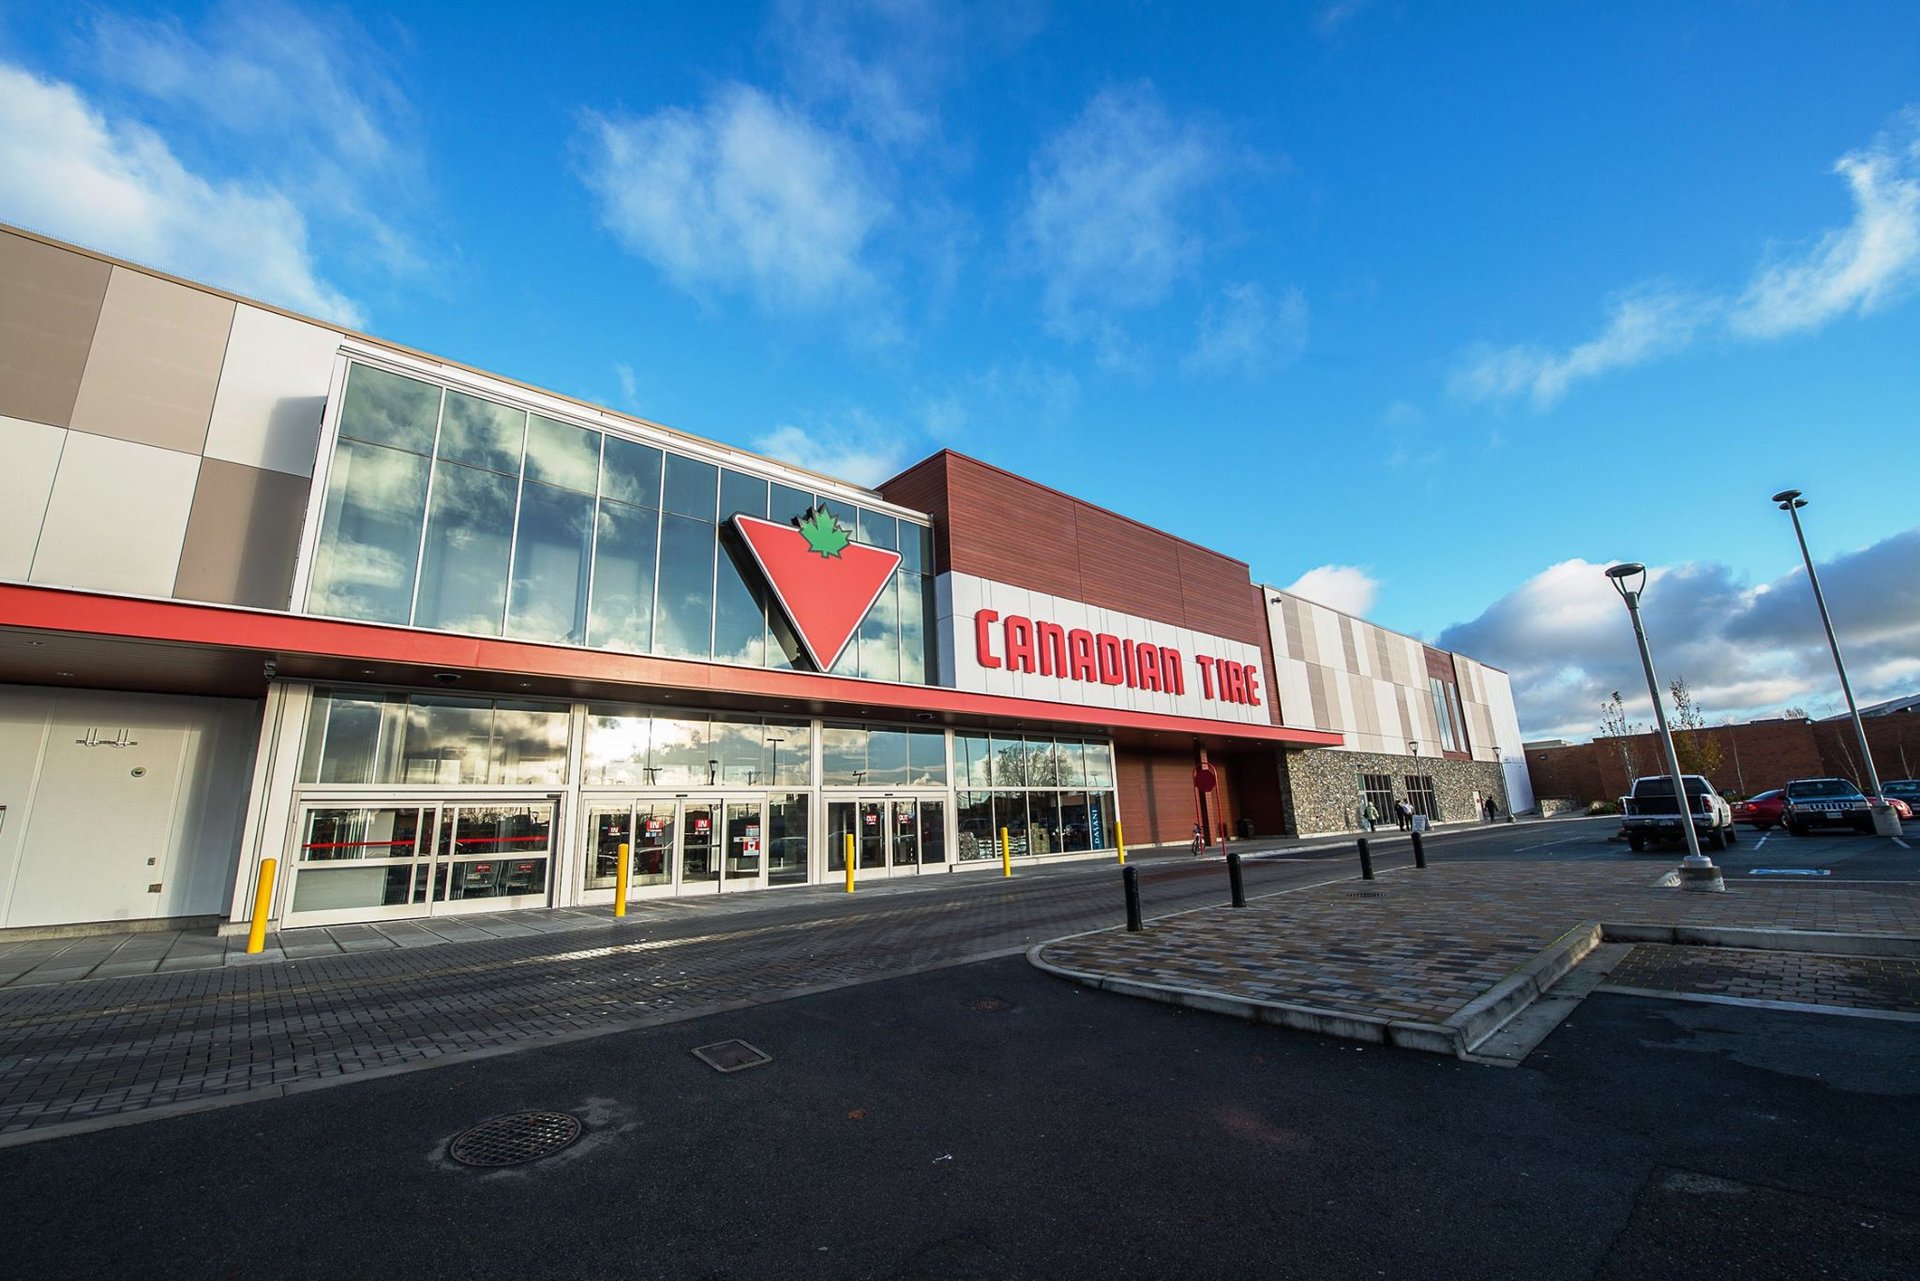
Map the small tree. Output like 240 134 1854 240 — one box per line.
1669 676 1724 781
1598 691 1650 791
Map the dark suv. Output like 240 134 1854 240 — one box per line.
1782 777 1872 835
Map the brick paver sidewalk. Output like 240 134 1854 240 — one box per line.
1604 944 1920 1015
1033 860 1920 1033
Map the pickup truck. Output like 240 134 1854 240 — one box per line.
1619 775 1737 852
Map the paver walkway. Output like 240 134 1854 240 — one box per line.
1604 943 1920 1015
1033 860 1920 1034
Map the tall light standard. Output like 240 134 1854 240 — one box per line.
1771 490 1900 836
1605 563 1719 883
1407 740 1421 823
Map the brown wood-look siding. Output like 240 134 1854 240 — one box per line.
879 451 1267 646
1251 584 1282 726
1118 748 1204 846
1227 750 1288 836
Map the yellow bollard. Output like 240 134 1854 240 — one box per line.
614 841 630 918
1116 819 1127 865
245 857 278 954
845 832 856 893
1000 826 1013 877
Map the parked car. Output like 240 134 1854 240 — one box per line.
1782 777 1872 835
1620 774 1736 852
1866 793 1913 820
1882 779 1919 812
1730 788 1786 830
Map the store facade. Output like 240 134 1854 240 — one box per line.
0 225 1524 935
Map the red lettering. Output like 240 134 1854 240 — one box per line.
1068 629 1097 681
1035 621 1067 677
1195 655 1217 699
1121 637 1138 687
1160 648 1185 695
1244 666 1262 707
1232 662 1250 703
975 610 1001 669
1096 634 1125 685
1004 615 1036 673
1136 643 1162 692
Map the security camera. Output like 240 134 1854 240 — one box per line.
433 671 460 685
263 659 277 680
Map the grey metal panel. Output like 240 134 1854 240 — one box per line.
0 416 66 579
173 459 311 609
204 305 342 477
30 432 201 597
68 268 235 455
0 231 110 428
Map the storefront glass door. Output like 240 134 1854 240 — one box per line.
826 797 945 879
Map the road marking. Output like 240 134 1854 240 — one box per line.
1895 838 1912 850
1748 868 1830 877
1753 831 1771 848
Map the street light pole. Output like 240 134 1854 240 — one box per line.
1771 490 1899 836
1606 564 1717 881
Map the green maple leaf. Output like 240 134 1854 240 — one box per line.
796 504 851 558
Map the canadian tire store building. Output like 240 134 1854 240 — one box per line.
0 226 1529 935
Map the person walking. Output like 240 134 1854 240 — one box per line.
1361 799 1379 832
1486 795 1501 822
1395 798 1413 830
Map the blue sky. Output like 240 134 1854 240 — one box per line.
2 1 1917 739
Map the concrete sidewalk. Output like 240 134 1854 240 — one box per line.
1029 856 1920 1060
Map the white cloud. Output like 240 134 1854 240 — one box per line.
1317 1 1376 36
582 85 891 313
1284 565 1380 617
1185 282 1309 375
773 0 956 151
1018 84 1220 352
754 412 912 487
1453 107 1920 407
0 63 362 325
1730 109 1920 338
1437 528 1920 739
1451 286 1715 408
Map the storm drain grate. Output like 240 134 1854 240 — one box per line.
692 1039 772 1073
963 996 1010 1013
1344 891 1383 898
447 1111 582 1168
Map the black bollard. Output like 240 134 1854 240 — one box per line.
1411 830 1427 869
1357 837 1375 881
1123 865 1143 932
1227 850 1246 908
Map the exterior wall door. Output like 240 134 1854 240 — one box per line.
826 797 945 879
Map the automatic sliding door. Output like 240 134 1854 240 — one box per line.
433 803 554 910
723 799 764 888
681 803 718 885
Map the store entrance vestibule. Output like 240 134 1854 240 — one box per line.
825 797 946 878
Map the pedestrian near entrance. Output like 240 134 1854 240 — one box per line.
1395 799 1413 830
1361 799 1379 832
1485 795 1500 822
1191 823 1206 857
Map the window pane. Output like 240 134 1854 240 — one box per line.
525 414 600 493
713 533 768 667
1027 739 1060 786
770 483 814 525
583 710 652 786
491 700 570 786
308 439 429 623
899 570 927 685
821 726 865 786
991 734 1029 786
648 716 710 787
768 793 808 886
1084 741 1115 787
768 605 806 671
858 573 900 682
1060 792 1092 852
918 800 946 864
866 729 909 786
720 469 768 520
765 721 811 786
508 481 594 645
956 733 992 788
415 462 516 634
1056 740 1086 787
710 717 765 787
601 436 663 508
402 697 493 785
437 390 525 475
856 507 898 550
300 691 404 784
992 793 1029 853
654 514 715 659
340 364 439 454
588 500 658 653
907 730 947 785
662 453 718 520
956 791 995 860
1092 792 1117 849
898 522 931 575
1027 791 1062 855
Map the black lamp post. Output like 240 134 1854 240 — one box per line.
1771 490 1898 836
1605 562 1715 875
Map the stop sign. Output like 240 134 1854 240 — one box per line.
1193 764 1218 793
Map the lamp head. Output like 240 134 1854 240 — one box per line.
1770 488 1803 510
1605 562 1647 600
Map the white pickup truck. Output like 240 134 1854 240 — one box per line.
1619 774 1737 853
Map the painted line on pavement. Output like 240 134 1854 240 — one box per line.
1593 983 1920 1024
1895 838 1912 850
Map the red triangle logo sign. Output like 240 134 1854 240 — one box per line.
733 507 903 672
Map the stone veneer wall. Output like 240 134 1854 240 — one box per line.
1283 749 1509 835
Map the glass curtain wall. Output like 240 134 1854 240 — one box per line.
954 732 1117 861
308 362 937 682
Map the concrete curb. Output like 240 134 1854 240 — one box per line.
1598 922 1920 957
1446 921 1603 1053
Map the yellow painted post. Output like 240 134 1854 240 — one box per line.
1116 820 1127 865
845 832 856 893
1000 826 1013 877
244 857 278 954
614 841 630 918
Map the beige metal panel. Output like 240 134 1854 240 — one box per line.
0 231 110 428
68 267 235 454
173 459 311 609
0 686 58 926
204 305 343 477
0 416 66 579
31 432 201 597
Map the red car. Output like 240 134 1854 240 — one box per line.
1731 789 1786 830
1866 794 1914 820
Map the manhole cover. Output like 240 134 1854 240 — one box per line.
447 1111 582 1168
963 996 1009 1012
692 1039 772 1073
